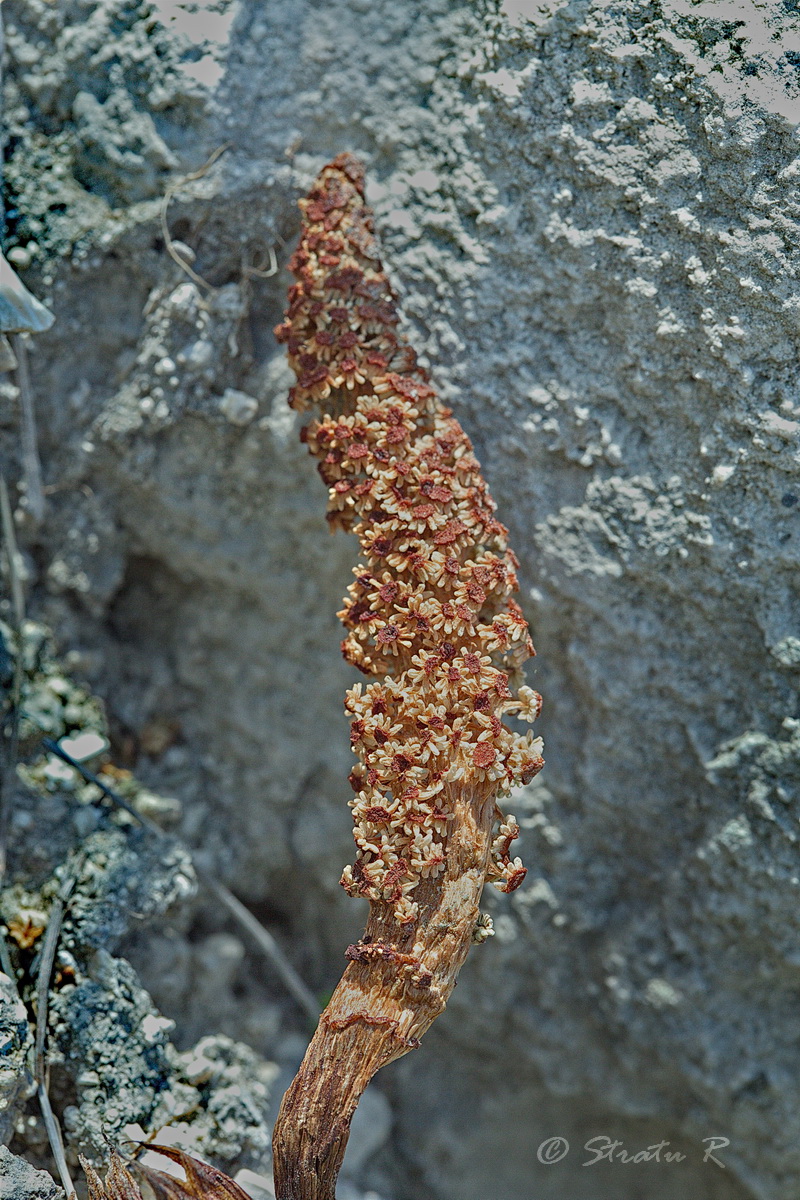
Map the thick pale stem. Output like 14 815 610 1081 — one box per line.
272 788 493 1200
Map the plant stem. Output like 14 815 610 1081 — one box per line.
14 335 45 523
272 788 492 1199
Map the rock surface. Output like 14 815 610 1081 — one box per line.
0 1146 61 1200
0 974 31 1146
2 0 800 1198
0 625 277 1185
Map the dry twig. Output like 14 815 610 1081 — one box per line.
0 250 54 521
160 144 230 292
0 474 24 888
203 877 319 1026
32 857 82 1199
34 861 80 1086
38 1084 77 1199
13 334 45 523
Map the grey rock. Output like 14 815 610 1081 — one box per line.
336 1188 390 1200
219 388 259 426
0 1148 61 1200
1 623 274 1181
51 948 179 1156
0 974 31 1144
233 1168 275 1200
61 827 197 951
49 921 274 1168
341 1086 393 1180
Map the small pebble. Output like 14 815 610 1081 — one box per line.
140 1014 175 1044
44 757 76 784
58 730 109 762
220 387 258 425
7 245 31 269
234 1169 275 1199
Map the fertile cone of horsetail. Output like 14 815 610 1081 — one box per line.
272 154 544 1200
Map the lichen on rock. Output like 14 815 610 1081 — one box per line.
0 621 275 1183
0 1145 61 1200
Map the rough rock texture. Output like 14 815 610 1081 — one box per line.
0 974 31 1145
2 0 800 1198
0 625 277 1189
0 1146 61 1200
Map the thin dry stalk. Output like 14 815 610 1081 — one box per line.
271 156 544 1198
32 858 81 1199
0 474 24 623
160 144 230 292
0 474 24 887
38 1083 77 1199
203 877 319 1026
13 334 45 523
34 863 80 1085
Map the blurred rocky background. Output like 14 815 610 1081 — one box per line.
1 1 799 1197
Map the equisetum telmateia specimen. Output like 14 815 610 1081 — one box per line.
272 154 544 1199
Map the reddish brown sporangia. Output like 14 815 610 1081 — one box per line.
272 154 544 1200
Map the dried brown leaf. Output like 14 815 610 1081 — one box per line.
79 1152 144 1200
81 1143 250 1200
133 1164 190 1200
79 1157 109 1200
108 1152 147 1200
136 1145 253 1200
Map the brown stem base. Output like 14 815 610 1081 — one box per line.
272 788 493 1200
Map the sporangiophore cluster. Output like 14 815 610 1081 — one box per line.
275 153 544 925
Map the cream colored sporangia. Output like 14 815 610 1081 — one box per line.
275 153 543 925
